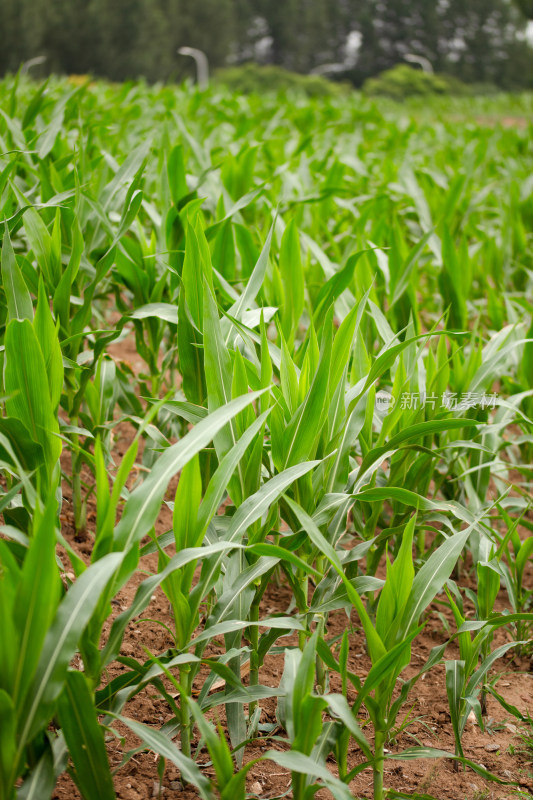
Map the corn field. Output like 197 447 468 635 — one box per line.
0 76 532 800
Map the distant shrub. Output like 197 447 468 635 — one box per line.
363 64 469 99
214 63 347 97
467 82 501 96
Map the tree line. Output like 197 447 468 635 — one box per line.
1 0 532 89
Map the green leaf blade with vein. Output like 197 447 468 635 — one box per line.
113 390 268 552
1 224 33 321
57 671 117 800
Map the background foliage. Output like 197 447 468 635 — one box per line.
1 0 532 89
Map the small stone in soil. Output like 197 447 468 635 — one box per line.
250 781 263 795
485 742 500 752
505 722 517 733
169 781 183 791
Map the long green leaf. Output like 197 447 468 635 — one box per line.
57 671 116 800
19 552 123 748
1 224 33 321
113 390 267 552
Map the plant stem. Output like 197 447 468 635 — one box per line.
480 687 487 716
179 665 191 758
71 430 86 534
249 594 260 720
292 770 306 800
516 610 525 656
416 527 426 559
298 570 308 650
480 639 490 715
336 730 349 782
315 614 327 694
373 729 386 800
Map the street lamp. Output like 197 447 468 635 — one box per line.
21 56 47 75
404 54 433 74
177 47 209 88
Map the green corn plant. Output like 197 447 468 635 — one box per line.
113 675 351 800
114 227 177 397
9 127 152 529
92 422 320 762
274 632 353 800
444 580 533 767
152 412 271 756
492 503 533 654
285 505 501 798
156 454 320 757
128 654 271 800
0 494 122 800
78 382 316 754
1 235 63 503
109 713 213 800
76 390 270 690
187 697 259 800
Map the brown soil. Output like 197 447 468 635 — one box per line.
479 116 530 129
52 336 533 800
446 116 531 130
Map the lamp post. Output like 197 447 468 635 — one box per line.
310 31 359 78
177 47 209 88
20 56 47 75
404 54 433 74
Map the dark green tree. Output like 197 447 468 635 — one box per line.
0 0 531 88
249 0 357 72
0 0 48 74
348 0 532 89
175 0 237 70
352 0 440 82
87 0 172 81
43 0 95 75
514 0 533 17
437 0 532 88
